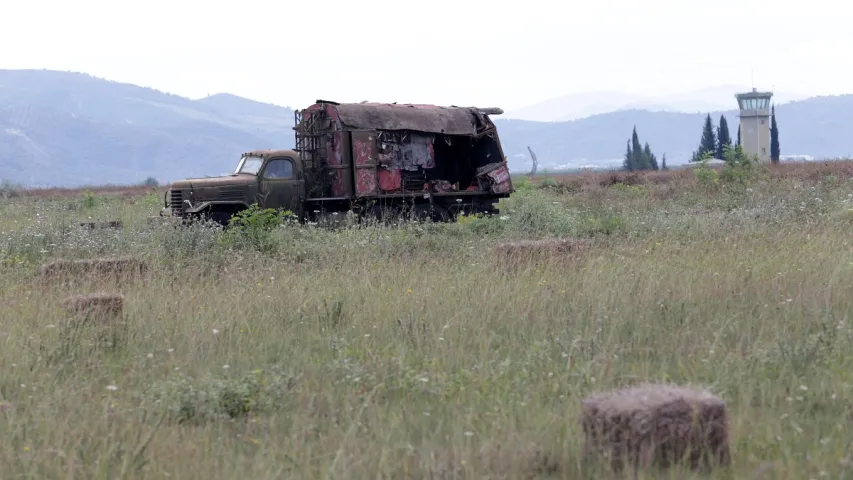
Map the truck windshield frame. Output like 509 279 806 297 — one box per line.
234 156 264 175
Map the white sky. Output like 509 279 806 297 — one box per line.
2 0 850 111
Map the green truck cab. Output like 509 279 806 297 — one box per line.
164 149 305 225
163 100 514 225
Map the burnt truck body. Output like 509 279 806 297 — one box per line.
164 100 513 224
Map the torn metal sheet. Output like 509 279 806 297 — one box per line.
332 102 496 135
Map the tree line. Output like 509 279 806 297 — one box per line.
622 126 666 171
623 106 780 171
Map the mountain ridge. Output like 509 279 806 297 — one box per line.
1 70 851 187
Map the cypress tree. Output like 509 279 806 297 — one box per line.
622 126 661 171
661 154 667 170
623 139 634 171
716 114 732 159
770 104 780 163
736 121 741 146
643 142 659 170
700 114 717 158
632 126 647 170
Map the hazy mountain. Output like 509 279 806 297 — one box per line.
496 95 853 170
494 94 853 172
0 69 294 186
505 85 811 122
1 70 851 186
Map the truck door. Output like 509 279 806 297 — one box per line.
258 156 302 215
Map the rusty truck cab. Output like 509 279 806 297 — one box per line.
165 148 306 224
235 149 306 218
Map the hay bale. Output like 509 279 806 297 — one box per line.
580 383 730 474
39 256 148 284
79 220 123 230
491 238 588 263
60 293 125 324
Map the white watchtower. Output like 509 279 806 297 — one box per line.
735 88 773 163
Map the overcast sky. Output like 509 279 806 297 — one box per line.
2 0 850 110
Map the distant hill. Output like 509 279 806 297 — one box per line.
494 94 853 172
504 85 811 122
1 70 852 186
0 69 294 186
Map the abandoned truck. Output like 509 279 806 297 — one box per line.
163 100 514 224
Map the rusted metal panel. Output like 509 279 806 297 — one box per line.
377 169 402 192
332 102 493 135
486 164 512 194
375 131 436 171
327 131 353 197
352 131 377 196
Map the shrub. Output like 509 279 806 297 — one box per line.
222 204 296 254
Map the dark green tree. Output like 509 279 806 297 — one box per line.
715 114 732 159
661 154 667 170
700 113 717 157
643 142 659 170
631 126 648 170
622 126 659 171
770 104 780 163
736 122 741 146
623 139 634 171
690 114 717 162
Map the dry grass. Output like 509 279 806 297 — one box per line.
1 160 853 478
531 159 853 192
10 184 164 199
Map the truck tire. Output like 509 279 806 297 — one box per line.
365 203 403 225
208 211 233 227
412 203 450 222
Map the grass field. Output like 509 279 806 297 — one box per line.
2 159 853 479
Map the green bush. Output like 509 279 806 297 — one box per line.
221 204 296 254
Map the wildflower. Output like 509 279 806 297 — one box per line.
212 328 220 335
106 385 118 391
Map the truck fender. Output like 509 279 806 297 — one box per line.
184 201 250 214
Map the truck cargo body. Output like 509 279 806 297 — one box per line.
294 100 513 217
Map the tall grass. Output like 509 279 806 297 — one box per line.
2 162 853 478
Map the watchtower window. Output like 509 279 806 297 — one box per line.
738 97 771 110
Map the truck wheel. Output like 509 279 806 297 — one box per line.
365 204 403 225
412 204 450 222
208 211 232 227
